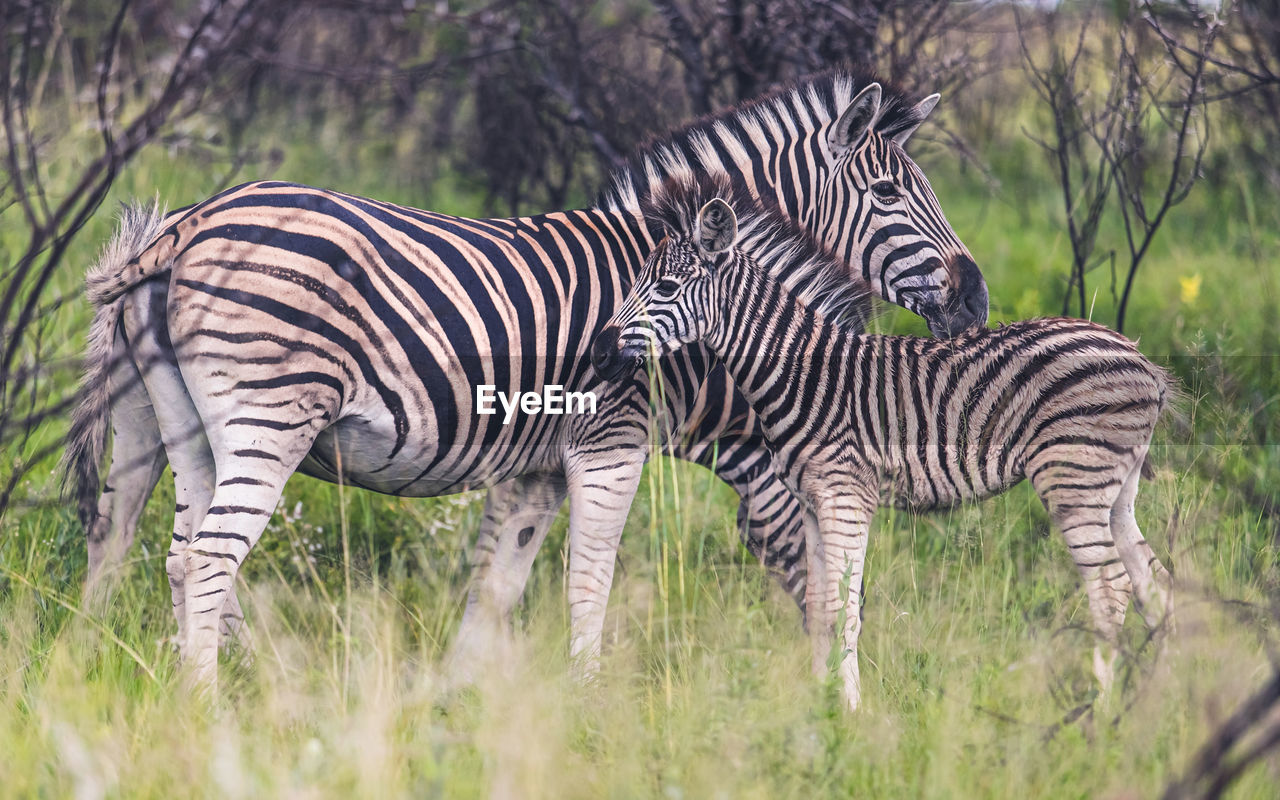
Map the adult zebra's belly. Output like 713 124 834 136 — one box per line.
294 413 561 497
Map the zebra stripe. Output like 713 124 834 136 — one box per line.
65 70 986 688
594 175 1175 711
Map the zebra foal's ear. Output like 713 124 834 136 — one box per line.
891 93 941 146
695 198 737 256
828 82 882 159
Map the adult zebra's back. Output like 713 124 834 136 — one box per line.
65 70 988 688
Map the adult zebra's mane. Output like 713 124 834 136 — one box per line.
646 173 873 331
597 66 925 215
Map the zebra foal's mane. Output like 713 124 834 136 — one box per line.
597 66 928 214
645 173 873 330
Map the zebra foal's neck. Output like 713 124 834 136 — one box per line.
706 251 853 416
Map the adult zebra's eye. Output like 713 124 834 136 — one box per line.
654 279 681 297
871 180 899 201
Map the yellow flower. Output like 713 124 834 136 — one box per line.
1179 273 1202 305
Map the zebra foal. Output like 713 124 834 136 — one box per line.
592 175 1175 711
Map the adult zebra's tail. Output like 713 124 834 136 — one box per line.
61 201 169 527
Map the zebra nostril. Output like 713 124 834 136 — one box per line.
954 255 988 327
964 282 989 322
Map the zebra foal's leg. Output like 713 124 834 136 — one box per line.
564 447 647 678
1030 450 1133 692
447 473 568 685
809 489 875 712
1109 451 1175 634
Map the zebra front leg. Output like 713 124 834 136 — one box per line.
447 472 567 685
564 449 646 678
801 510 828 673
809 489 874 712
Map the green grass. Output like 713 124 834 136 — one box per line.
2 110 1279 797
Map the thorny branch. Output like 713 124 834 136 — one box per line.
1015 0 1217 332
0 0 290 517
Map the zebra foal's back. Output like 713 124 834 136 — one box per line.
845 317 1172 512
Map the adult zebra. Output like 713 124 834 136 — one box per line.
592 174 1174 710
65 71 987 687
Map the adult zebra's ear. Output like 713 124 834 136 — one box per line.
695 198 737 256
828 82 882 160
890 93 941 146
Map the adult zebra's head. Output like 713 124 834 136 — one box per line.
817 81 987 337
591 205 729 383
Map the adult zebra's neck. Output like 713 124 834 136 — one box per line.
594 69 886 226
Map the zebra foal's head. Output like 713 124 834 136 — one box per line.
817 81 987 336
596 196 734 382
591 206 727 382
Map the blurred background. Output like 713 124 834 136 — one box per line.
2 1 1280 797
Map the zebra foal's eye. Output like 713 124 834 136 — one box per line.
654 279 681 297
871 180 899 201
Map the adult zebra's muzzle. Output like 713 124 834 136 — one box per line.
590 325 646 383
929 254 989 338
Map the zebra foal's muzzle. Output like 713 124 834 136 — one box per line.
590 325 646 383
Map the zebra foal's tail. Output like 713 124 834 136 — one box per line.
61 201 169 527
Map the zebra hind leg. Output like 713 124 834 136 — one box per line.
85 345 167 597
447 473 568 687
84 362 253 652
178 394 329 691
1032 455 1133 694
118 287 217 658
163 418 217 661
180 436 317 692
1109 451 1175 636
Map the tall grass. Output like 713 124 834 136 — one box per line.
2 455 1278 797
1 110 1278 797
